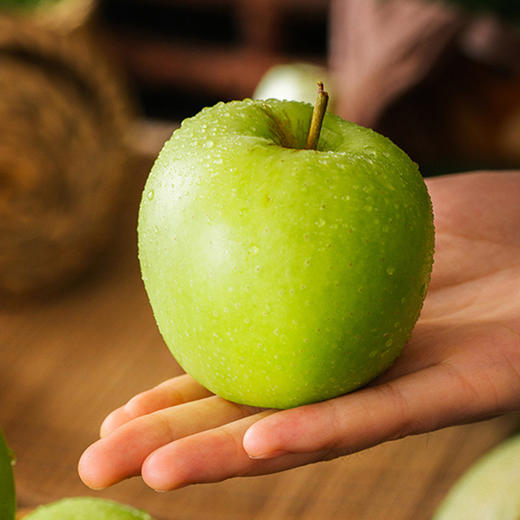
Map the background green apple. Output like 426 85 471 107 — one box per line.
0 429 16 520
24 497 154 520
434 434 520 519
138 98 434 409
253 63 334 111
1 430 154 519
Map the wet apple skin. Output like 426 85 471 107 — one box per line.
138 99 434 409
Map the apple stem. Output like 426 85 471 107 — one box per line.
305 82 329 150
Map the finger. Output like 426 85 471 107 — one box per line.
141 411 328 491
79 395 258 489
100 375 212 437
242 354 518 459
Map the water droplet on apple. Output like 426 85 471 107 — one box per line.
386 266 395 275
248 245 259 255
316 218 325 227
147 190 154 200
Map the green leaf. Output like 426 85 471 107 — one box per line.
440 0 520 23
0 0 60 12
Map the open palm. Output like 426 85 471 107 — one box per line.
79 171 520 491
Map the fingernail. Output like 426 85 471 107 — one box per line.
243 425 287 459
247 449 289 460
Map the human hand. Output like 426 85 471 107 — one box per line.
78 171 520 491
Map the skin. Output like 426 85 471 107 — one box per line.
78 171 520 492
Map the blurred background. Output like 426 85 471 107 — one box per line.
1 0 520 518
104 0 520 171
77 0 520 172
2 0 520 300
98 0 520 173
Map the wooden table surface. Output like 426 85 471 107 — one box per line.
2 147 519 520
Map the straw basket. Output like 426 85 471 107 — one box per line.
0 16 132 299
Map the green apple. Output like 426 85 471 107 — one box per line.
138 98 434 409
434 434 520 519
253 63 334 111
0 429 16 520
0 431 153 520
24 497 154 520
